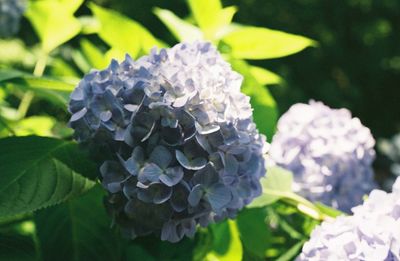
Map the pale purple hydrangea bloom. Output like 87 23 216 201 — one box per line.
0 0 26 38
269 101 376 212
68 41 267 242
297 177 400 261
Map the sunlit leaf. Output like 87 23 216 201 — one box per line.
223 26 317 59
89 3 163 58
153 8 203 42
249 66 283 85
78 15 101 35
188 0 222 39
205 220 243 261
13 116 56 137
0 136 97 218
35 185 123 261
25 0 83 53
80 39 108 70
0 39 35 66
249 166 293 208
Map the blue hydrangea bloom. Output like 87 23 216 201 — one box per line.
69 41 267 242
0 0 26 38
297 177 400 261
269 101 376 213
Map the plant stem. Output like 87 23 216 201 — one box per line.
263 189 337 221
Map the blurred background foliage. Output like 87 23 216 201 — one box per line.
0 0 399 260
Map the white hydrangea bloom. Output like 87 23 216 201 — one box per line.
298 177 400 261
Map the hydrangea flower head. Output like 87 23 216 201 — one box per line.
269 101 376 212
297 177 400 261
68 41 267 242
0 0 26 38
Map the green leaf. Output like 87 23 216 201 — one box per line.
0 231 36 261
89 3 162 58
223 26 317 59
34 185 123 261
25 0 83 53
249 166 293 208
153 8 203 42
249 66 283 85
80 39 108 70
21 77 76 92
0 68 26 82
13 116 56 137
237 208 271 258
231 59 278 140
188 0 222 39
0 136 97 218
205 220 243 261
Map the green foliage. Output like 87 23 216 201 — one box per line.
25 0 84 53
153 8 203 42
35 185 123 261
89 3 163 60
205 221 243 261
0 136 96 218
222 26 317 60
249 166 293 208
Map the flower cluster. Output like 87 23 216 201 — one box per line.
297 177 400 260
269 101 376 212
68 41 267 242
0 0 26 38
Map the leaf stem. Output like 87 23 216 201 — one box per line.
264 189 337 221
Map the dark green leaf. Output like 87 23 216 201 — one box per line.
0 136 97 218
34 185 122 261
237 208 271 258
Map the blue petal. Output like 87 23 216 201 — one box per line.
191 164 219 186
70 107 87 122
139 163 163 183
137 183 172 204
176 150 207 170
150 145 172 169
206 183 232 212
160 166 184 187
188 184 204 207
170 182 189 212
